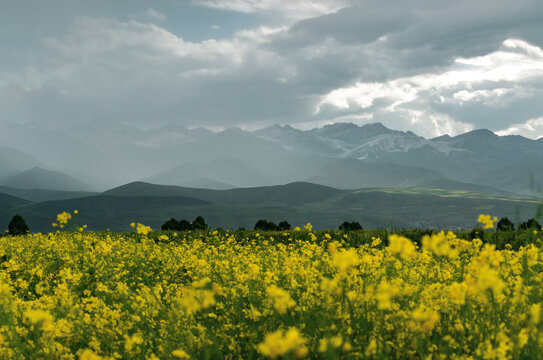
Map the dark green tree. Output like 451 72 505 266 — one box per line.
8 214 29 235
496 217 515 232
161 218 180 231
178 220 192 231
254 219 278 231
191 216 208 230
519 218 541 230
277 221 291 231
339 221 363 231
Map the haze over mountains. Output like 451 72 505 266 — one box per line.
1 121 541 196
1 121 542 231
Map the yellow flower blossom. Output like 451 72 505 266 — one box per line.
79 349 102 360
266 285 296 314
331 248 360 272
172 349 190 359
257 327 308 359
478 214 498 230
388 234 417 259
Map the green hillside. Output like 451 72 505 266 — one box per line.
0 182 539 233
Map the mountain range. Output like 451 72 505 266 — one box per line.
0 121 542 197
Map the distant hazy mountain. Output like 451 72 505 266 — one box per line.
177 178 235 190
254 122 430 159
0 146 44 178
145 157 267 188
0 167 91 191
4 120 542 195
252 123 543 195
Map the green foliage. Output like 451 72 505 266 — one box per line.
8 214 29 235
160 216 208 231
191 216 208 230
254 219 278 231
518 218 541 230
277 221 291 231
339 221 363 231
497 217 515 231
161 218 179 231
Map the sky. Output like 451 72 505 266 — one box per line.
2 0 543 139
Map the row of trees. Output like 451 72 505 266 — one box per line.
496 217 541 231
161 216 208 231
160 216 541 233
254 220 292 231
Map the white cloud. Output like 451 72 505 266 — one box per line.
315 38 543 136
192 0 349 20
41 18 288 71
143 8 167 21
496 117 543 139
401 110 475 138
0 16 298 126
318 39 543 112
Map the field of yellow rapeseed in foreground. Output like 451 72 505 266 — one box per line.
0 218 542 359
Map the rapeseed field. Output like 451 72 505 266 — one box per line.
0 214 541 359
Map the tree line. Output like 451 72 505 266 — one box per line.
2 214 541 235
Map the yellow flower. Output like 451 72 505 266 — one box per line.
332 248 360 272
388 234 417 259
518 328 529 348
376 281 397 310
304 223 312 231
172 349 190 359
371 237 382 247
365 339 377 357
124 334 143 352
411 305 440 332
422 231 458 258
79 349 102 360
132 223 152 236
56 211 72 225
257 327 308 359
25 309 54 324
266 285 296 314
478 214 498 230
449 282 468 305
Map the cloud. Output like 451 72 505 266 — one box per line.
496 117 543 139
192 0 349 20
143 8 167 21
0 17 299 126
315 39 543 137
2 0 543 138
